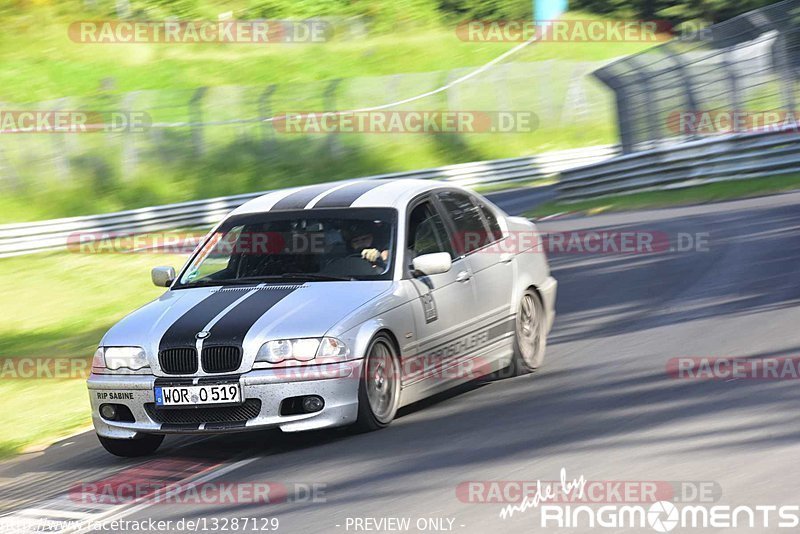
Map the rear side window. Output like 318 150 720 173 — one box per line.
436 191 490 255
478 203 504 242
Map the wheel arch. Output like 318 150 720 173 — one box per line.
337 316 406 364
373 328 401 355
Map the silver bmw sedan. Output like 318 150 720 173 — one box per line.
87 179 557 456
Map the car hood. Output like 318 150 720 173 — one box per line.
101 281 394 370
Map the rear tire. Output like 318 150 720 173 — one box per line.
352 333 401 433
97 433 164 457
510 288 547 376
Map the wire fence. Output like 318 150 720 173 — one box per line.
594 0 800 153
0 59 613 193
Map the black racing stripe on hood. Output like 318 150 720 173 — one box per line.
159 290 245 350
270 183 342 211
205 286 298 346
313 180 386 208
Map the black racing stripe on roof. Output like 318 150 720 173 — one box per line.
313 180 388 208
270 182 343 211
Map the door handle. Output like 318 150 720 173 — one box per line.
499 252 514 263
456 271 471 283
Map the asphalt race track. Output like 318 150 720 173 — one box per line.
2 190 800 533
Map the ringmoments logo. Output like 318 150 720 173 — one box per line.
539 501 800 531
476 468 798 531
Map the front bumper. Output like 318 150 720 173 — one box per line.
88 361 362 439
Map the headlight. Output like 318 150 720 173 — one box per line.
256 337 348 365
93 347 150 373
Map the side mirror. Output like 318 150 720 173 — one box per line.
151 266 176 287
412 252 452 276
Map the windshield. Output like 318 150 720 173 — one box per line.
175 208 397 288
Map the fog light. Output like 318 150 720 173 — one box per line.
301 396 324 413
100 404 117 420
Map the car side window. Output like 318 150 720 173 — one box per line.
407 201 453 261
477 202 504 242
436 191 490 256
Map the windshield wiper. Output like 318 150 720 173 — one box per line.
176 273 355 289
175 278 247 288
234 273 355 282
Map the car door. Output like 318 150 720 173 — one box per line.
434 190 516 357
403 196 480 390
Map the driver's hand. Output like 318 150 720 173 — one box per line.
361 248 380 263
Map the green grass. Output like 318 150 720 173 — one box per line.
0 250 188 458
473 176 557 194
0 380 95 457
529 174 800 218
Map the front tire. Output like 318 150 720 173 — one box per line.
353 333 401 433
511 288 547 375
97 433 164 457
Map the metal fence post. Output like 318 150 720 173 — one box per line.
189 87 208 156
594 68 635 154
324 79 343 158
629 55 663 149
52 97 70 183
721 49 742 112
0 139 20 193
494 63 511 111
121 91 139 180
445 69 460 111
773 33 797 111
258 84 277 150
662 43 702 142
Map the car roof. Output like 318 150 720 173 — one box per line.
230 179 472 216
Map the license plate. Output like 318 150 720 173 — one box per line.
154 384 242 407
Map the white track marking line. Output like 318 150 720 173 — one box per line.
0 452 259 534
63 457 259 534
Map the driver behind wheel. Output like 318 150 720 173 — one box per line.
344 221 390 267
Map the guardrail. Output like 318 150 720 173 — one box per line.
0 145 617 257
558 129 800 202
